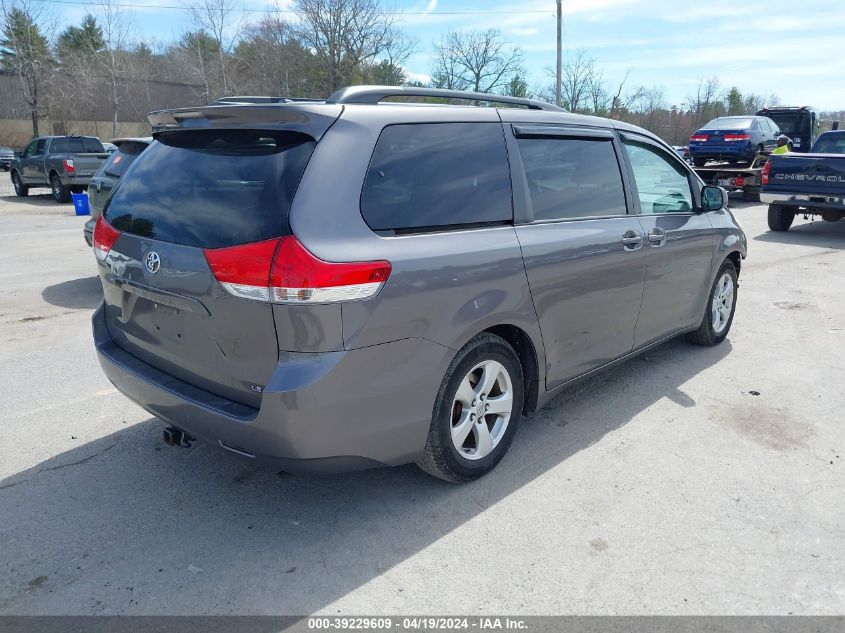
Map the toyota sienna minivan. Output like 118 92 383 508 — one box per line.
92 86 747 482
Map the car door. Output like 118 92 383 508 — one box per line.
19 139 39 182
509 125 646 389
619 133 714 348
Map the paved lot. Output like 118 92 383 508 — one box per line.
0 187 843 615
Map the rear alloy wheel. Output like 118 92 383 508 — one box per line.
767 204 794 231
687 260 738 346
417 333 523 482
11 171 28 197
50 172 71 203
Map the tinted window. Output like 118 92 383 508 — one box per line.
51 137 105 153
103 142 147 178
104 129 315 248
23 140 37 157
34 139 46 155
361 123 512 232
516 137 626 221
623 140 693 214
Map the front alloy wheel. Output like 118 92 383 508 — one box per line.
711 272 734 335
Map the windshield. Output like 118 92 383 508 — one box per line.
703 117 754 130
104 129 315 249
812 133 845 154
51 137 105 153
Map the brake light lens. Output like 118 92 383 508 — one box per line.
762 160 772 185
63 159 75 173
204 236 391 304
93 215 120 262
690 134 709 143
723 134 751 142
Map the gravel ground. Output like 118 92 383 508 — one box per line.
0 191 843 615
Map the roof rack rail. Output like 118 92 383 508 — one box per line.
327 85 565 112
209 96 317 105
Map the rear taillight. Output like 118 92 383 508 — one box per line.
724 134 751 142
762 161 772 185
93 215 120 262
203 236 391 304
63 159 75 173
690 134 709 142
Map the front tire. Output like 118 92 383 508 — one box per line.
768 204 794 231
687 260 738 347
417 333 524 483
11 171 28 197
50 172 71 203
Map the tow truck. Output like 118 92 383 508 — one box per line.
693 152 769 201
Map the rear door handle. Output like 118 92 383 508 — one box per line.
622 231 643 250
648 228 667 247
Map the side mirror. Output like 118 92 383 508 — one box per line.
701 185 726 212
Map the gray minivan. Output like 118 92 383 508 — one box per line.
92 86 747 482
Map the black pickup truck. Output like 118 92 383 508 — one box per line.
761 130 845 231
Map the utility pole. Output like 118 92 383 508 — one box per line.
555 0 562 108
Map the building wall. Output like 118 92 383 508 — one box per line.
0 70 205 148
0 119 150 149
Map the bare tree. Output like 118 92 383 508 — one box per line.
99 0 133 135
236 15 322 97
685 76 723 127
0 0 55 136
295 0 400 94
431 29 523 94
189 0 243 96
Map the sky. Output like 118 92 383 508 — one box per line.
55 0 845 110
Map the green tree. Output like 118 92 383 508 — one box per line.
362 59 406 86
1 5 52 136
57 14 104 59
505 74 528 98
725 86 744 115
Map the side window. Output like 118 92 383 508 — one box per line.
623 140 694 214
516 136 627 221
361 122 512 232
34 139 46 155
23 140 37 157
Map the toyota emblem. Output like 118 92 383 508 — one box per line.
144 251 161 274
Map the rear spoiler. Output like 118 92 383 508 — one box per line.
147 103 343 140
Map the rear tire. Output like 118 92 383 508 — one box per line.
687 260 738 347
693 157 707 168
767 204 794 231
50 172 71 203
11 171 28 197
417 333 524 483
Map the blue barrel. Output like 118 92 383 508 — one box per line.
71 192 90 216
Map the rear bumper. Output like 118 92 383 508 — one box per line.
760 192 845 210
689 144 753 159
93 303 452 474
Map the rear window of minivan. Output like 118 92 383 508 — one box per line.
103 129 315 249
361 122 512 232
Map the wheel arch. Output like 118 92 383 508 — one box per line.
482 324 541 416
726 250 742 277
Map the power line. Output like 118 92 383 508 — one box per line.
35 0 554 15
